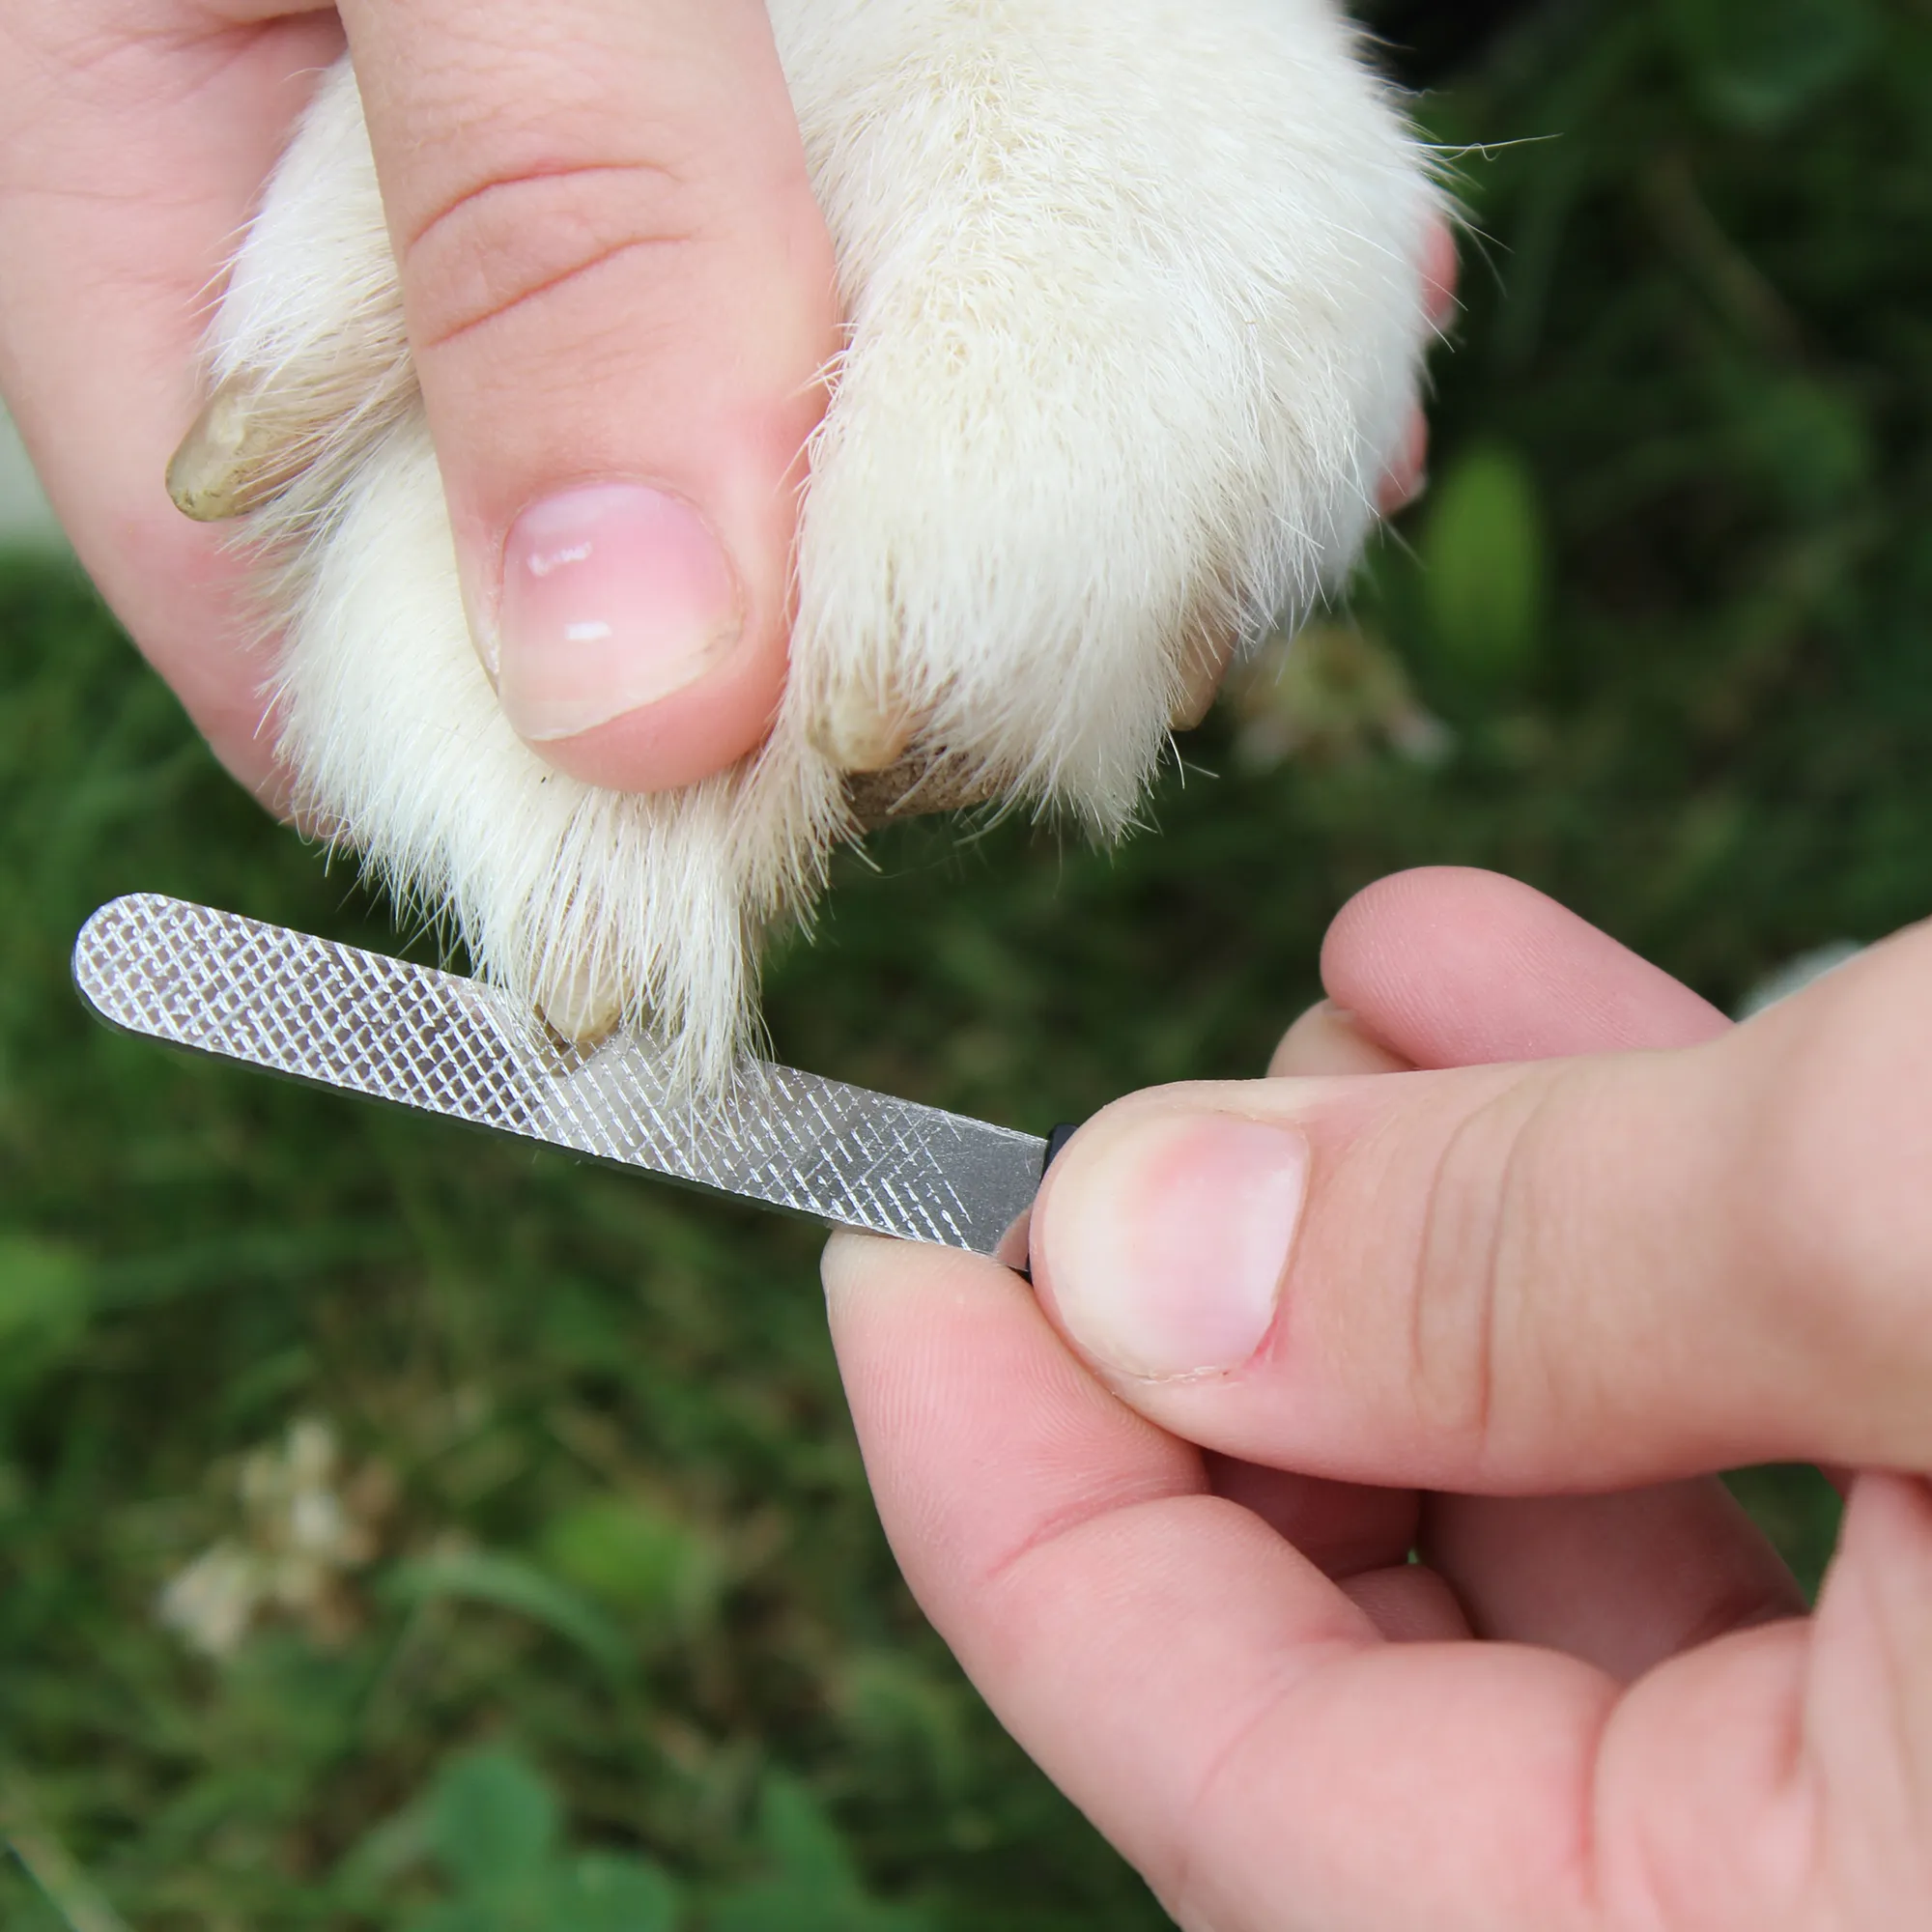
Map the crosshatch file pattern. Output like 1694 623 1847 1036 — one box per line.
71 895 1045 1256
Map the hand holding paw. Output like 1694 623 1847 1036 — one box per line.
1 0 1448 1079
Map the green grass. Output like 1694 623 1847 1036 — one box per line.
4 0 1921 1921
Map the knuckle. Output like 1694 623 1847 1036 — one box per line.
400 159 701 354
1402 1073 1558 1463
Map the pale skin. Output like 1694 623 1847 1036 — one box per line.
0 0 1442 810
827 866 1932 1928
0 0 845 805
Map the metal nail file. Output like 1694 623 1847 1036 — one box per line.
72 894 1046 1263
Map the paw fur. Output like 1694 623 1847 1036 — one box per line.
186 0 1441 1087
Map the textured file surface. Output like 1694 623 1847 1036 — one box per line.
73 895 1044 1257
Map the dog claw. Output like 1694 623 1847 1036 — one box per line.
536 955 627 1048
810 683 922 775
166 373 313 523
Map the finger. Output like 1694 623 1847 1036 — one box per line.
1271 923 1803 1676
826 1232 1813 1932
1314 873 1801 1672
1202 1453 1414 1571
1424 1487 1804 1682
1202 1455 1471 1641
1252 1002 1464 1634
1270 998 1413 1077
338 0 839 792
1422 215 1460 328
1321 867 1729 1066
1804 1467 1932 1881
1375 404 1429 516
1033 915 1932 1486
1374 218 1457 518
0 8 346 800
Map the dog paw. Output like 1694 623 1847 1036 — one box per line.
179 0 1442 1087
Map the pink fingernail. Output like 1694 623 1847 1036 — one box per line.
1423 222 1460 327
1377 409 1430 516
1041 1113 1308 1378
494 483 743 742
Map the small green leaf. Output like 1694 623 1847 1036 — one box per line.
540 1498 719 1632
427 1750 558 1897
1416 444 1547 690
553 1854 681 1932
407 1903 499 1932
0 1236 91 1344
707 1776 933 1932
383 1549 635 1681
405 1755 682 1932
0 1236 94 1399
755 1776 856 1892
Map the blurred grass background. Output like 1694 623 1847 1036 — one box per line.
0 0 1918 1922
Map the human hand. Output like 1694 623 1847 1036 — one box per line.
0 0 838 804
0 4 1449 812
827 867 1930 1929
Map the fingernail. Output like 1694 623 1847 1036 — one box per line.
1377 409 1430 516
494 482 743 741
1041 1113 1309 1378
1422 221 1460 328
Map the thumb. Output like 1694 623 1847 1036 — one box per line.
339 0 838 792
1033 921 1932 1490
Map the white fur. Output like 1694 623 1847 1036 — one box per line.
211 0 1438 1086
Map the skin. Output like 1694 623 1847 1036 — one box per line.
826 867 1932 1929
0 2 1439 810
0 0 838 804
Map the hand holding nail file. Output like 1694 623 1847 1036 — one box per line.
71 895 1050 1264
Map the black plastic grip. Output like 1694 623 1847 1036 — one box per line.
1041 1122 1081 1177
